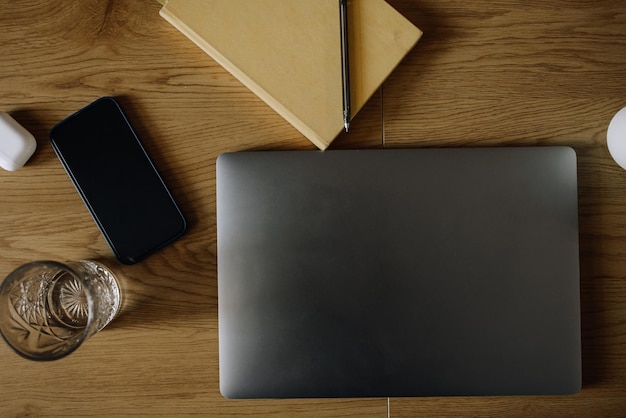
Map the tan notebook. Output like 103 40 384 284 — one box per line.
159 0 422 149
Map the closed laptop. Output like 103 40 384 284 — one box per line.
216 147 581 398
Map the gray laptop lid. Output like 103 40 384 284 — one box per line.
216 147 580 399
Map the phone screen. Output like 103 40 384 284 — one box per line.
50 97 187 264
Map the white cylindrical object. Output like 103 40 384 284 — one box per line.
607 107 626 170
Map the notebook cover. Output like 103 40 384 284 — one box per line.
159 0 422 149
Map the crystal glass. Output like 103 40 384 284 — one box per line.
0 260 121 361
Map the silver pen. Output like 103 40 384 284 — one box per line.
339 0 351 132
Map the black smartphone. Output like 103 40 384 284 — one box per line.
50 97 187 264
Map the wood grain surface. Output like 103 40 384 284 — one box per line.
0 0 625 416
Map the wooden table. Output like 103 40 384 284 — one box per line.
1 0 625 416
